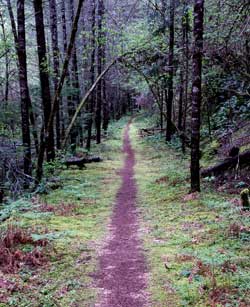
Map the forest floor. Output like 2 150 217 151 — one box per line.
0 115 250 307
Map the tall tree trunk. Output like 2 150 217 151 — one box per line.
7 0 39 154
182 0 190 154
190 0 204 193
69 0 81 148
178 69 184 131
16 0 32 184
102 34 109 132
61 0 71 139
33 0 55 162
0 11 9 103
95 0 105 144
166 0 175 142
49 0 61 149
86 0 96 150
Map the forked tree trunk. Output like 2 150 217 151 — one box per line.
190 0 204 192
16 0 32 184
33 0 55 162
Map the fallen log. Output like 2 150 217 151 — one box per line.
201 150 250 177
64 156 102 170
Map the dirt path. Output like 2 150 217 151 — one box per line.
94 121 148 307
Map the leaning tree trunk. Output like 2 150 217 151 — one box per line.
166 0 175 142
16 0 32 184
33 0 55 162
86 0 96 150
95 0 105 144
190 0 204 192
49 0 61 149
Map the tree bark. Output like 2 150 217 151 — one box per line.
33 0 55 162
0 11 9 103
166 0 175 142
16 0 32 184
95 0 105 144
61 0 71 139
7 0 39 154
69 0 81 147
182 1 190 154
102 33 109 132
190 0 204 192
49 0 61 149
86 0 96 150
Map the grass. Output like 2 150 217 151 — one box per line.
1 114 249 307
0 118 128 307
132 116 250 307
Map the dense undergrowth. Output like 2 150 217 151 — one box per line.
0 118 127 307
133 116 250 307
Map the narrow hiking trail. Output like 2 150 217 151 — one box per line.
94 121 148 307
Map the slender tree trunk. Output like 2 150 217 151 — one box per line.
0 11 9 103
49 0 61 149
69 0 81 148
178 69 184 131
95 0 105 144
16 0 32 184
7 0 39 154
190 0 204 193
86 0 96 150
178 1 187 133
182 1 190 154
102 36 109 132
33 0 55 162
166 0 175 142
61 0 71 139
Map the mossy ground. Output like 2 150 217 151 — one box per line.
1 115 249 307
132 116 250 307
0 118 128 307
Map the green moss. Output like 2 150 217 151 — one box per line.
1 119 125 307
132 116 250 307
